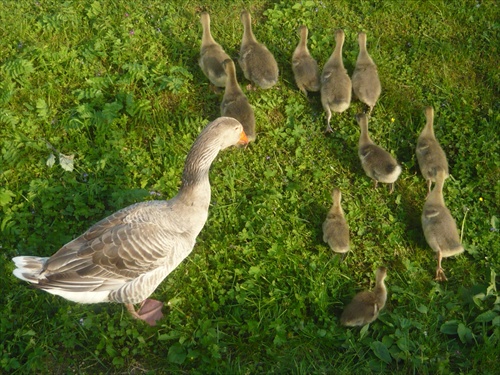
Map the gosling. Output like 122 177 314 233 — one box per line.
357 113 401 193
322 188 350 255
292 25 320 96
416 106 449 196
341 267 388 327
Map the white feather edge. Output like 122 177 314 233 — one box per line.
12 256 112 304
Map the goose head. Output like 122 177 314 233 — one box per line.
208 117 249 150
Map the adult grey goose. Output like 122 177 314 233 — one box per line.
352 32 381 116
340 267 387 327
221 58 256 142
416 106 449 196
12 117 248 326
321 29 352 133
292 25 320 96
199 12 231 88
421 169 464 281
322 188 350 255
357 113 401 193
238 10 279 89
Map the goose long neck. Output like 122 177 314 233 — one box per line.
201 13 215 47
357 32 373 65
331 31 345 67
423 107 435 138
374 268 387 302
224 61 240 94
331 189 343 215
299 26 309 51
427 175 446 206
241 12 256 43
374 277 387 302
178 133 220 204
359 117 372 145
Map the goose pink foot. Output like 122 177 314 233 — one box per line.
126 299 164 326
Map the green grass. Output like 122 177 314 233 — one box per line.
1 0 499 373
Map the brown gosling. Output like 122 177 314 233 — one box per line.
292 25 320 96
321 29 352 133
341 267 388 327
421 169 464 282
322 188 350 255
238 10 279 89
220 59 256 142
199 12 231 88
416 106 449 196
357 113 401 193
352 32 381 116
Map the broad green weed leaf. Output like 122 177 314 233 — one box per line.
440 320 459 335
167 343 186 364
370 341 392 364
416 305 428 314
474 310 497 323
249 266 261 276
457 323 473 343
493 316 500 327
0 189 15 207
359 323 370 339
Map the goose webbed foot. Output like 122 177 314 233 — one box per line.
434 250 448 282
126 299 164 326
435 267 448 282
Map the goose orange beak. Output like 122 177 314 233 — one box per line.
238 131 249 146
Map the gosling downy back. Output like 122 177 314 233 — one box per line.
321 29 352 132
352 32 381 115
421 169 464 281
238 10 279 89
357 113 401 193
292 25 320 96
416 106 449 195
322 188 350 254
220 59 256 142
341 267 387 327
199 12 231 88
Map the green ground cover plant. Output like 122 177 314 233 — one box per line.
0 0 498 373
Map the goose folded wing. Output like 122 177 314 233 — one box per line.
38 207 183 291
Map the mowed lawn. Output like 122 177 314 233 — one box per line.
0 0 498 373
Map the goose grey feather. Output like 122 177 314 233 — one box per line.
199 12 231 88
357 113 401 193
221 58 256 141
352 32 381 115
13 117 249 325
421 169 463 281
322 188 350 254
292 25 320 96
321 29 352 133
341 267 387 327
416 106 449 195
238 10 279 89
